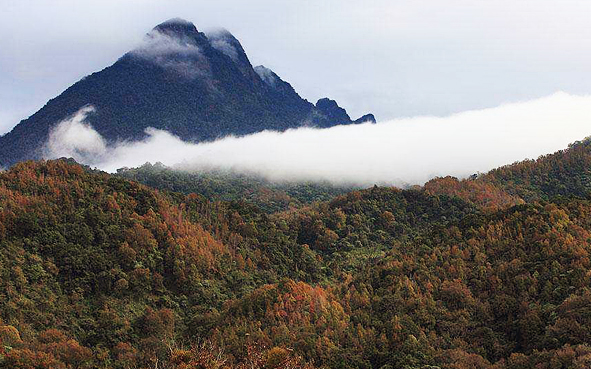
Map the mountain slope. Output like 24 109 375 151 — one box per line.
0 160 473 367
479 138 591 201
3 159 591 368
425 137 591 209
0 18 374 167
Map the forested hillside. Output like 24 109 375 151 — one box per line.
116 163 353 213
425 137 591 210
2 146 591 368
481 138 591 201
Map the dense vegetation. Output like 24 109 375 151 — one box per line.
2 139 591 368
480 139 591 202
116 163 353 213
425 138 591 209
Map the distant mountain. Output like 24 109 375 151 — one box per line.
0 18 375 167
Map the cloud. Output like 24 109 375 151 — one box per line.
205 28 244 60
131 29 209 79
44 105 107 165
133 30 200 58
254 65 278 87
43 92 591 186
209 37 239 61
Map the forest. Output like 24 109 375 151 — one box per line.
2 138 591 368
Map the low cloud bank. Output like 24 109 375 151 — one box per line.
44 92 591 186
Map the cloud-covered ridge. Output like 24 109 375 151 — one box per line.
44 92 591 186
207 29 241 61
130 28 209 79
254 65 278 87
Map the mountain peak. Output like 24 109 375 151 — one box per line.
206 28 247 62
153 18 199 37
0 18 375 166
315 98 351 124
254 65 303 97
353 113 376 124
205 28 256 78
254 65 278 86
129 18 210 79
206 27 234 38
316 98 340 109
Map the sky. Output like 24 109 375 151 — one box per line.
2 0 591 134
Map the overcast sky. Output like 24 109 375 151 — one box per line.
2 0 591 134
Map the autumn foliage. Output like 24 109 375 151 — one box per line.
2 139 591 368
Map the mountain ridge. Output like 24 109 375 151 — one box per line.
0 18 375 167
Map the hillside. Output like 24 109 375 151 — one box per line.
480 138 591 202
425 138 591 210
2 159 591 367
115 162 355 213
0 18 374 167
